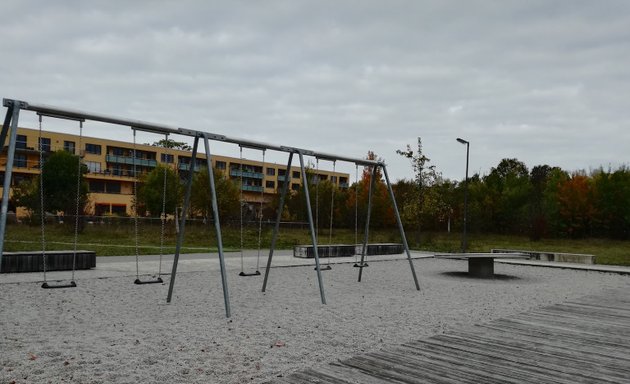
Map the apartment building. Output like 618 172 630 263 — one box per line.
0 127 350 217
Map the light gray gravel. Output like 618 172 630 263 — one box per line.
1 258 628 383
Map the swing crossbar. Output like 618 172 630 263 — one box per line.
134 277 164 285
41 281 77 289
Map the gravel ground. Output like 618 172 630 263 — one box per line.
1 258 628 383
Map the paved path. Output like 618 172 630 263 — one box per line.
271 287 630 383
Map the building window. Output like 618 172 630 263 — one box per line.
16 135 27 149
292 171 300 179
112 147 125 156
266 167 276 176
111 204 126 215
160 153 174 163
266 180 275 189
216 161 226 170
64 141 76 154
106 182 122 194
85 143 102 155
13 154 27 168
291 183 300 191
86 161 101 173
39 137 51 152
89 181 105 193
278 169 286 176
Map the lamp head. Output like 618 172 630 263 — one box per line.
456 138 468 145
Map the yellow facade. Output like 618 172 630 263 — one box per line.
0 127 349 217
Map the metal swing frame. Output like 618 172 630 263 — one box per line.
0 98 420 318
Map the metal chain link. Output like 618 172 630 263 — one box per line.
355 164 359 263
38 115 47 282
71 121 83 281
315 158 319 241
133 129 140 280
239 146 244 273
327 161 336 266
158 133 169 277
256 150 266 271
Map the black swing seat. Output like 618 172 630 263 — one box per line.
314 265 332 271
353 262 369 268
134 277 164 285
41 281 77 289
239 270 261 277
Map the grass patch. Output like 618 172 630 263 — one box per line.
3 223 629 266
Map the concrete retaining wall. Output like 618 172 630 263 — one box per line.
294 243 404 258
1 250 96 273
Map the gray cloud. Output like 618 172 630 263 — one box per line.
2 0 629 181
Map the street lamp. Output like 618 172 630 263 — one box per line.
456 138 469 252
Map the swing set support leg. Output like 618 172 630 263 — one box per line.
0 102 19 268
202 134 231 317
298 151 326 304
167 137 198 303
383 165 420 291
262 153 293 292
357 164 376 282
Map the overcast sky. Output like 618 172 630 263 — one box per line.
2 1 629 182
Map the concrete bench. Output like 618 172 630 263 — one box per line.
434 253 530 278
491 249 595 264
294 243 404 258
1 250 96 273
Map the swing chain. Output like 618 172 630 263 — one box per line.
158 133 169 276
38 115 47 282
71 121 83 281
133 129 140 280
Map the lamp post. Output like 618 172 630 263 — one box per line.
456 138 469 252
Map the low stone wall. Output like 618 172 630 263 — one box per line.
294 243 404 258
1 250 96 273
491 249 595 264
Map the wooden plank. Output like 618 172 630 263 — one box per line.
270 287 630 384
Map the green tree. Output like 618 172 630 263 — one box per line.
136 165 181 216
528 165 562 240
150 138 192 151
483 158 531 234
396 138 439 241
12 150 88 226
592 167 630 239
190 167 240 222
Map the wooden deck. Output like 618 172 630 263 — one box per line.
272 287 630 383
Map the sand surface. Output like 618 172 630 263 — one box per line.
1 257 628 383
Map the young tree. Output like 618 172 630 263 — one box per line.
12 150 89 227
136 165 181 216
189 167 240 222
396 137 439 242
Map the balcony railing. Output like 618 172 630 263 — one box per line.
242 185 263 192
178 163 202 171
230 170 264 179
106 155 157 167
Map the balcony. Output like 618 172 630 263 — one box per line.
230 170 264 179
106 155 157 167
178 163 201 171
242 185 263 192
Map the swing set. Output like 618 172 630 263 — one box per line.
0 98 420 318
